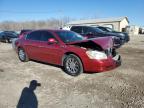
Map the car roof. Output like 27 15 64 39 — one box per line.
29 29 71 33
71 25 96 28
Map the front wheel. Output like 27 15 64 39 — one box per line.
18 48 29 62
63 54 83 76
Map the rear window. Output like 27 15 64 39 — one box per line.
20 30 32 35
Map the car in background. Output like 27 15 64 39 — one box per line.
0 31 18 43
15 30 121 76
63 26 123 48
96 26 130 42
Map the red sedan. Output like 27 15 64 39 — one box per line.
15 30 121 76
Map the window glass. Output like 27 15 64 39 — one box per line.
83 27 97 34
40 31 55 41
71 26 82 34
26 31 41 41
56 31 84 43
83 27 90 34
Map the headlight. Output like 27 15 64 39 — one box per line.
86 50 107 60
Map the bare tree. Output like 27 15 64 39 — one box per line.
0 17 74 31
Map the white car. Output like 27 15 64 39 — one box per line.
62 25 71 30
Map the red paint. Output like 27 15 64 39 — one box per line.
16 30 121 73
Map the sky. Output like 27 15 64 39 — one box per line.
0 0 143 26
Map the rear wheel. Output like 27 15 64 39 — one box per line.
18 48 29 62
63 54 83 76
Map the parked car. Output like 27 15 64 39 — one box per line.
63 26 123 48
15 30 121 76
96 26 130 43
12 29 32 50
0 31 18 43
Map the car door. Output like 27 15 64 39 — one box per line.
38 31 64 65
24 31 42 60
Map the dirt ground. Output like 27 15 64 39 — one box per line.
0 35 144 108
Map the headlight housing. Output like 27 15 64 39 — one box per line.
86 50 107 60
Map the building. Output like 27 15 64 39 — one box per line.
125 25 139 35
142 28 144 34
67 17 129 32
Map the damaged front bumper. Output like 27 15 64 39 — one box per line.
84 54 121 72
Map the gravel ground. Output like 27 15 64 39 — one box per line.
0 35 144 108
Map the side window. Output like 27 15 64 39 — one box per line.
40 31 55 41
83 27 89 34
26 31 41 41
83 27 94 34
71 26 82 34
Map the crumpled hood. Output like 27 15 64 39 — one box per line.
66 37 113 50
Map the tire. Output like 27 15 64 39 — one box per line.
7 39 11 43
63 54 83 76
18 48 29 62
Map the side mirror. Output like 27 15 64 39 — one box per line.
48 38 57 44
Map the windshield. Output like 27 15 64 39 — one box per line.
56 31 84 43
96 27 115 32
106 27 114 32
92 27 105 33
105 27 117 32
97 27 109 32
